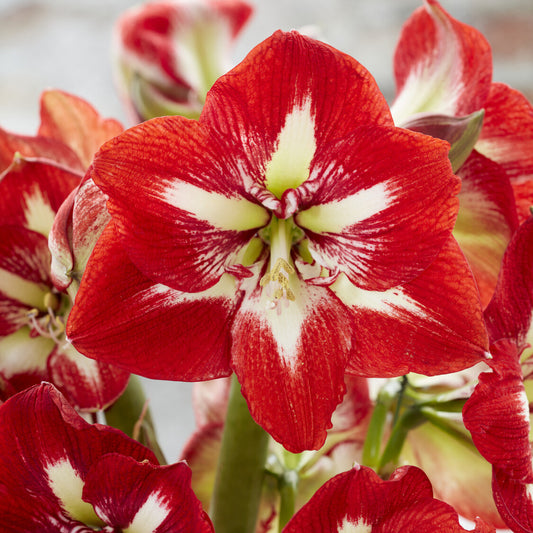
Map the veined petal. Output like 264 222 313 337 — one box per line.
38 90 123 169
295 127 459 291
476 83 533 184
67 222 236 381
0 157 81 236
283 465 487 532
47 343 129 412
453 151 518 307
201 30 392 164
0 384 158 531
91 117 269 292
391 0 492 125
83 455 213 532
230 273 353 452
335 237 488 377
463 340 532 483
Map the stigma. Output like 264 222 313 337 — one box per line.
260 257 296 313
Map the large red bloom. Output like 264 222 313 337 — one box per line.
68 30 488 452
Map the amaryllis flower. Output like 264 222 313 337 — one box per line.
0 383 213 532
282 464 494 532
391 0 533 305
68 30 488 452
463 215 533 531
113 0 253 122
0 90 129 410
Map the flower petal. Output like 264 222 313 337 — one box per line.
83 455 213 532
335 237 488 377
91 117 269 292
230 275 353 452
0 157 81 236
476 83 533 185
0 384 157 531
391 0 492 124
453 151 518 307
295 126 459 291
38 90 123 169
201 30 392 151
67 222 236 381
283 464 486 532
47 343 129 412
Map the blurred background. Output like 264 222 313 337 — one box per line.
1 0 532 461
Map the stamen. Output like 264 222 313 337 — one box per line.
260 257 296 312
26 292 68 345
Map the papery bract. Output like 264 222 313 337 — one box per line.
0 383 213 532
68 29 488 452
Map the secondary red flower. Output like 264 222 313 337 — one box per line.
0 383 213 532
282 464 494 532
113 0 253 122
68 30 488 452
391 0 533 306
0 90 128 410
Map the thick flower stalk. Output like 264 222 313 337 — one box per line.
0 383 213 532
0 90 129 410
113 0 253 122
68 29 488 453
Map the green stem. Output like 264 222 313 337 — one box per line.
104 375 166 464
210 374 270 533
278 470 298 532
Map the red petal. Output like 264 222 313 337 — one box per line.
283 464 486 532
83 455 213 532
90 117 269 292
38 90 123 169
47 343 130 412
392 0 492 124
0 157 81 234
230 276 353 452
202 30 392 147
454 151 518 307
339 237 488 377
295 126 459 291
0 384 157 530
476 83 533 186
67 223 235 381
484 216 533 344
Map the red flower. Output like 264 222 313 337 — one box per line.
0 383 213 532
68 30 488 452
392 0 533 306
282 464 494 532
113 0 253 122
0 90 128 410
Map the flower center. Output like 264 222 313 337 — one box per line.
27 290 69 345
259 217 298 313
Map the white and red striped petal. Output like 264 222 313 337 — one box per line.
67 223 237 381
91 117 270 292
47 343 129 412
335 237 488 377
37 90 123 169
391 0 492 125
0 157 81 236
295 126 458 291
0 384 157 531
202 31 392 158
476 83 533 185
83 455 213 532
453 151 518 307
231 274 354 452
283 464 493 532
